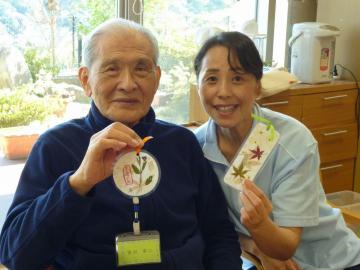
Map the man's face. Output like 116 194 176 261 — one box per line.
79 30 161 126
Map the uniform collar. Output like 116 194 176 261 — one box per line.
202 103 262 166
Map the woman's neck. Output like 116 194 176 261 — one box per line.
216 118 253 162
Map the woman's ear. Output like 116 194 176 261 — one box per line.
78 67 92 97
255 81 262 97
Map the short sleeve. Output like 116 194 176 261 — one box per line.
271 142 320 227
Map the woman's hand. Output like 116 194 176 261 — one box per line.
70 122 143 196
239 179 303 260
240 179 273 231
240 235 301 270
260 254 302 270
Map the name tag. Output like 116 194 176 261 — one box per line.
116 230 161 267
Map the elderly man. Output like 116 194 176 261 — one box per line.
0 19 242 270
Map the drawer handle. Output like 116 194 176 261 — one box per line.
261 101 289 106
320 164 343 171
322 130 348 136
323 94 348 100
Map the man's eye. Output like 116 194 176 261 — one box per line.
134 65 152 77
135 65 147 72
105 66 118 73
135 67 147 74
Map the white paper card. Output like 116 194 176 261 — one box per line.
224 122 280 191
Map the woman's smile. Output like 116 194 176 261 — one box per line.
214 104 238 115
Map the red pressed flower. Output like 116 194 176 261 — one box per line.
250 146 264 160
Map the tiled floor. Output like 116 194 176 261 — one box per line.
0 153 23 231
0 153 24 196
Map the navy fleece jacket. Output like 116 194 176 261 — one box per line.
0 103 242 270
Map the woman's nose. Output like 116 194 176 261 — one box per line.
217 80 231 98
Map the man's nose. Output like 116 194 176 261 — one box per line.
117 68 137 92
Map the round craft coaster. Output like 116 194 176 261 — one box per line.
113 150 160 198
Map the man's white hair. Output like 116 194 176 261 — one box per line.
82 18 159 68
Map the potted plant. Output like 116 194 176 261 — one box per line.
0 85 67 159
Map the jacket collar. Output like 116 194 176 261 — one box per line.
86 101 156 136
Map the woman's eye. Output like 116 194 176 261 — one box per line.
206 76 217 83
233 75 243 82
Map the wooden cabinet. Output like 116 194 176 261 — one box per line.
258 81 358 193
257 94 303 120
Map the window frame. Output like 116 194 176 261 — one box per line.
118 0 276 125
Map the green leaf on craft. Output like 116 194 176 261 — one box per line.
142 162 147 171
145 176 153 185
132 164 140 174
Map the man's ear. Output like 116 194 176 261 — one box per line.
154 66 161 89
78 67 92 97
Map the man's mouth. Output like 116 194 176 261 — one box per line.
112 98 138 104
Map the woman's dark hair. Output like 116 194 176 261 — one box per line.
194 31 263 81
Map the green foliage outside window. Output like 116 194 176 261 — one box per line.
75 0 116 36
24 47 60 82
0 87 49 128
0 84 68 128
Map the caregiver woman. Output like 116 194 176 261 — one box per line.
194 31 360 270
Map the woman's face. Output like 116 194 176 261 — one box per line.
197 45 260 129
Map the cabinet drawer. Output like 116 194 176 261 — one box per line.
321 159 354 193
312 123 358 163
258 95 302 120
302 89 357 128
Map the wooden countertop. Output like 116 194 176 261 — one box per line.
279 80 358 96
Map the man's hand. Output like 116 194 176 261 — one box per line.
70 122 143 196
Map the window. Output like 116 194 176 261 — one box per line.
0 0 273 193
0 0 117 125
1 0 116 77
141 0 258 124
0 1 116 194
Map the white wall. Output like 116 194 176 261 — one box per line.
272 0 317 68
317 0 360 80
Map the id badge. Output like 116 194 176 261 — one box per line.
116 230 161 267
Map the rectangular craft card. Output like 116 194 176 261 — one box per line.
224 122 280 191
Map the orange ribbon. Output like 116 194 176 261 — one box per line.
135 136 154 154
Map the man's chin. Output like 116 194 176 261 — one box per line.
110 112 144 126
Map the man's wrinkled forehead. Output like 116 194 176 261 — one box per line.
96 29 156 64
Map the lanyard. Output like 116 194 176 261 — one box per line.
132 136 153 235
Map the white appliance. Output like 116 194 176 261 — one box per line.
289 22 340 84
